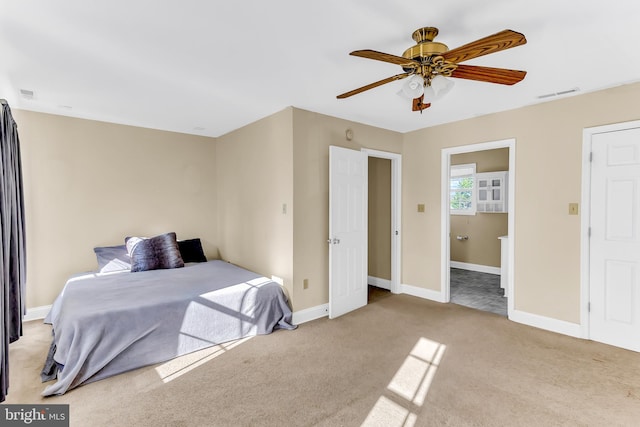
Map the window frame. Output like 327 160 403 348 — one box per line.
449 163 476 216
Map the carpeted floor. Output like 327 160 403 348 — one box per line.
450 268 507 317
5 292 640 426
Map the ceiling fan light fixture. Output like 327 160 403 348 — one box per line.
422 85 436 103
401 74 425 98
430 75 455 98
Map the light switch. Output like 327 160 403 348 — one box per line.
569 203 579 215
417 204 425 213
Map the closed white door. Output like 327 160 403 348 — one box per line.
589 126 640 352
329 146 367 319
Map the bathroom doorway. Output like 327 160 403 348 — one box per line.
441 139 516 317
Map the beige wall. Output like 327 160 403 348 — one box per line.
18 106 401 313
214 107 401 311
14 109 217 308
215 108 294 299
19 81 640 327
368 157 391 279
450 148 509 267
292 108 402 311
403 82 640 323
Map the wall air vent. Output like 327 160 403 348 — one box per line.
537 87 580 99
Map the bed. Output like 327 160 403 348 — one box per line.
40 238 296 396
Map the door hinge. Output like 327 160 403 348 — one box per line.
588 302 591 312
588 227 591 237
589 152 593 162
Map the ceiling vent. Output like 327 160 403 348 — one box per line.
537 87 580 99
19 89 34 99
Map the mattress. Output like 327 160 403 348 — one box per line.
42 260 296 396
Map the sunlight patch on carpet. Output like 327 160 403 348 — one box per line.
362 337 446 426
154 336 253 383
362 396 418 427
388 337 446 405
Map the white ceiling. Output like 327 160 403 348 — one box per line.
1 0 639 138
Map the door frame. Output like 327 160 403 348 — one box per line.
580 119 640 339
362 148 402 294
441 138 516 316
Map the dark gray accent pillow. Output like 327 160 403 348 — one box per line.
94 245 131 273
178 238 207 263
126 232 184 273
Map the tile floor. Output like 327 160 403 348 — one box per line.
367 269 507 317
450 268 507 317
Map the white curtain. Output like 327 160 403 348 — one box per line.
0 99 27 402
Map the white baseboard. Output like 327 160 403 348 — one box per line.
24 305 51 322
400 283 447 303
509 309 582 338
26 299 582 343
368 276 391 290
450 261 500 275
399 282 582 340
292 303 328 325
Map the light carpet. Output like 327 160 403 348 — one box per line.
5 289 640 426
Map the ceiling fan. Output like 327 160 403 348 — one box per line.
337 27 527 112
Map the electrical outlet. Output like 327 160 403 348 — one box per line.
417 204 425 213
569 203 579 215
303 279 309 289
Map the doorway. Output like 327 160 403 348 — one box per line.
448 149 509 316
363 149 401 296
441 139 516 317
368 156 392 299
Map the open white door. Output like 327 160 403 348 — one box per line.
329 146 367 319
589 125 640 352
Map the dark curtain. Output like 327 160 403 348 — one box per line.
0 99 27 402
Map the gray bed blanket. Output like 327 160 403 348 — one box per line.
42 260 296 396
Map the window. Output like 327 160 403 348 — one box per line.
450 163 476 215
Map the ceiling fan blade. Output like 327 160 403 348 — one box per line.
442 30 526 64
350 50 420 68
336 73 411 99
450 64 527 85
